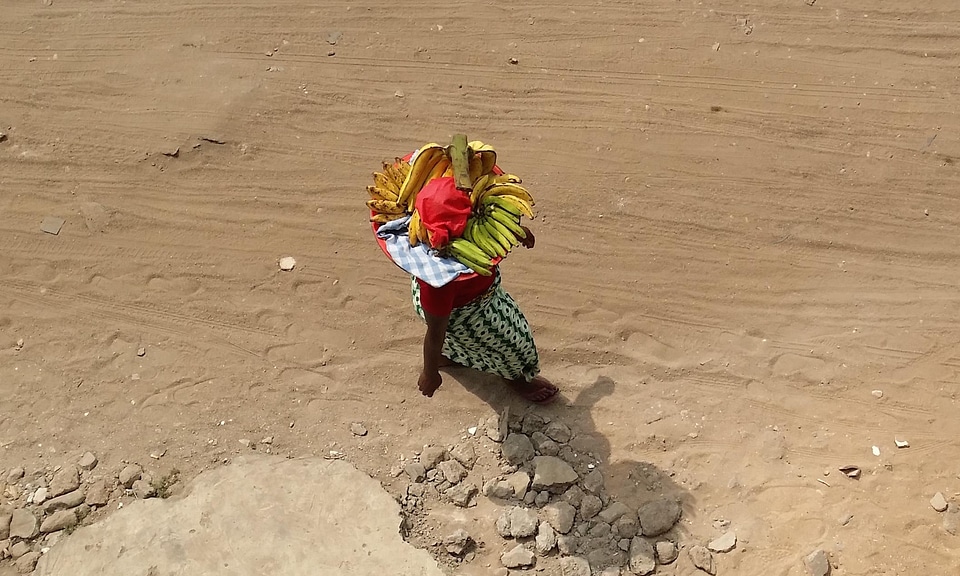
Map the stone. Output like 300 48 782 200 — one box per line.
583 469 604 494
557 534 578 555
588 521 612 539
637 498 682 536
33 487 49 504
443 529 472 556
437 460 467 484
486 408 509 442
40 510 77 534
84 480 110 507
78 452 98 471
449 443 477 469
523 490 537 505
599 568 622 576
75 504 92 521
598 501 631 524
501 544 535 568
539 440 560 456
542 501 577 534
15 551 40 574
50 465 81 497
407 483 425 497
708 530 737 553
6 467 25 483
497 506 540 538
563 485 585 507
44 488 86 513
444 483 477 508
943 503 960 535
535 522 557 554
532 456 579 492
278 256 297 271
349 422 367 437
419 446 446 470
133 479 157 499
534 490 549 507
558 445 579 465
586 545 625 571
545 421 573 443
656 540 679 564
613 514 639 539
484 479 514 499
804 549 830 576
580 495 602 520
11 541 30 559
0 512 11 540
618 538 631 551
628 537 656 575
118 464 143 488
436 480 451 492
501 434 535 465
505 471 531 500
689 545 716 575
10 509 38 539
560 556 591 576
521 413 547 435
404 463 426 483
931 492 948 512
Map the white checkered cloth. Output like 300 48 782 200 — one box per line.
376 215 471 288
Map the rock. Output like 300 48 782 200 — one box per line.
628 537 656 576
501 544 535 568
560 556 591 576
497 506 540 538
0 512 11 540
585 545 625 571
535 522 557 554
419 446 446 470
538 439 560 456
15 551 40 574
598 501 631 524
279 256 296 271
50 464 81 497
931 492 949 512
804 549 830 576
75 503 92 521
350 422 368 437
532 456 579 492
563 485 585 507
637 498 682 536
40 509 77 533
6 467 25 483
599 568 622 576
438 460 467 484
544 420 573 443
580 495 603 519
9 509 38 539
709 530 737 553
689 545 716 575
524 490 537 505
557 534 578 555
10 541 30 559
613 514 639 539
505 471 531 500
589 521 613 539
943 503 960 535
444 483 477 508
407 483 425 497
486 408 509 442
501 434 536 465
583 469 604 494
484 479 514 499
44 488 86 513
558 445 579 465
521 413 548 435
443 529 472 556
404 462 426 483
32 486 49 504
656 540 679 564
85 479 110 506
618 538 631 551
118 464 142 488
450 443 477 469
535 490 550 507
133 479 157 499
78 452 99 471
543 501 577 534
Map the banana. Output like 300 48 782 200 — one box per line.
370 213 407 224
470 174 493 205
468 153 483 183
483 183 535 206
485 193 534 219
482 216 518 251
467 141 497 176
463 218 478 244
367 185 398 202
448 239 493 275
425 157 452 184
366 199 406 214
474 219 506 258
397 145 446 209
373 172 400 195
488 206 527 239
492 174 522 185
409 210 422 247
395 158 412 181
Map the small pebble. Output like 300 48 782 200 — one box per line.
872 446 881 456
871 390 883 398
930 492 948 513
895 438 909 448
137 347 145 357
279 256 297 271
350 422 368 437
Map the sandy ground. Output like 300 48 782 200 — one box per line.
2 0 960 574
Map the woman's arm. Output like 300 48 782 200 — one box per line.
419 311 450 397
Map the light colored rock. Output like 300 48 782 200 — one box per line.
419 447 446 470
563 485 585 507
598 501 631 524
486 409 509 442
0 512 11 540
618 538 631 551
943 503 960 535
535 523 557 554
655 540 678 564
497 506 540 539
483 479 514 499
16 551 40 574
931 492 948 512
10 541 31 559
637 498 682 536
501 544 535 568
404 463 426 483
50 465 81 497
689 545 716 575
532 456 579 492
437 460 466 484
33 487 49 504
804 549 830 576
559 556 590 576
501 434 535 465
449 443 476 469
34 455 444 576
6 467 25 483
118 464 142 488
580 495 602 519
10 509 39 539
505 471 531 500
78 452 99 471
84 480 110 507
40 510 77 534
544 421 573 443
44 488 86 513
349 423 367 437
543 501 577 534
443 529 471 556
444 483 477 508
709 530 737 553
279 256 296 271
583 469 604 494
133 479 157 499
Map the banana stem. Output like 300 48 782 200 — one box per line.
449 134 472 191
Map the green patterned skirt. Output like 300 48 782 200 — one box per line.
412 274 540 382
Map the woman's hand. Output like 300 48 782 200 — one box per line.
519 226 536 249
418 369 442 397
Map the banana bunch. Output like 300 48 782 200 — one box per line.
367 144 454 224
453 178 534 275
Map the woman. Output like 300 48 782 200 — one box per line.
411 177 559 403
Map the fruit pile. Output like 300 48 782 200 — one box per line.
367 139 536 277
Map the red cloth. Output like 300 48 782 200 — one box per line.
415 177 472 248
417 272 496 317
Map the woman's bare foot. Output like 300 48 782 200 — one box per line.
507 375 559 404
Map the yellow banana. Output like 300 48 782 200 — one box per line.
470 174 493 205
370 213 407 224
409 210 422 247
486 193 534 219
373 172 400 195
366 199 405 214
397 145 446 208
367 185 398 202
468 153 483 183
425 157 452 184
484 183 535 205
395 158 412 181
492 174 522 185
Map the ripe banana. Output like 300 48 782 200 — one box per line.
470 174 493 205
366 199 406 214
468 153 483 182
374 172 400 195
409 210 422 247
370 213 407 224
367 185 398 202
397 145 446 208
483 183 535 206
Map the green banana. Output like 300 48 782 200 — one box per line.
485 193 534 218
488 206 527 239
471 223 502 258
476 219 507 257
483 216 519 250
